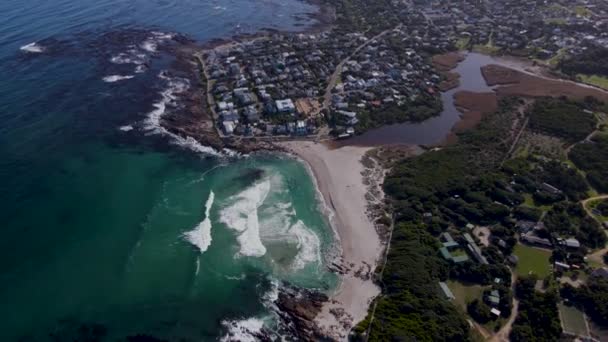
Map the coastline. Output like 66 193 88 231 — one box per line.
279 140 385 340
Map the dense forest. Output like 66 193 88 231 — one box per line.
527 98 597 143
543 201 606 249
352 94 443 132
510 276 562 342
354 223 470 341
570 134 608 193
354 98 523 341
559 46 608 77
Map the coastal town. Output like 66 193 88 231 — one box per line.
173 0 608 341
192 0 608 143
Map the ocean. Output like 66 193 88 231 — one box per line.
0 0 338 341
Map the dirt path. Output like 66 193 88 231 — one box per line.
581 195 608 222
490 271 519 342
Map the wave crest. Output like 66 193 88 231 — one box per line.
184 191 215 253
219 180 270 257
20 42 44 53
102 75 134 83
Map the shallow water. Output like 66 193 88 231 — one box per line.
0 0 337 341
346 52 506 146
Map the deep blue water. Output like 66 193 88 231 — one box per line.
0 1 327 341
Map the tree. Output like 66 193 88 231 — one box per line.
468 299 493 323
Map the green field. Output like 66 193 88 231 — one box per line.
558 303 589 336
578 74 608 90
514 244 552 278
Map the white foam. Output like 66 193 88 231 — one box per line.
142 72 221 156
102 75 135 83
140 40 158 53
220 317 265 342
20 42 44 53
219 180 270 257
110 50 147 65
141 32 175 53
290 220 321 270
118 125 134 132
184 191 215 254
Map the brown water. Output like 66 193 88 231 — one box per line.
345 53 504 146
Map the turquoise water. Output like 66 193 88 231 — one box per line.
0 0 336 340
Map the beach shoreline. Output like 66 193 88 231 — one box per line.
279 140 385 340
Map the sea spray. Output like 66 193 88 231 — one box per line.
184 190 215 253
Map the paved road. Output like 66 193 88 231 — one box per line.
317 24 403 116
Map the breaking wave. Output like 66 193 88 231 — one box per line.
141 31 175 52
219 179 270 257
220 317 265 342
219 279 279 341
102 74 134 83
142 71 220 156
290 220 321 270
184 190 215 253
118 125 134 132
20 42 44 53
110 50 147 65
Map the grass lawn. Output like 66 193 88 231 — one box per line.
522 193 553 211
514 243 552 278
558 303 589 336
447 280 486 311
578 74 608 90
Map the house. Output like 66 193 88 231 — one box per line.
276 99 296 113
222 121 235 135
541 182 562 194
486 290 500 306
464 233 489 264
516 220 536 233
521 232 552 247
295 120 307 135
439 282 455 300
490 308 501 317
559 238 581 249
555 261 571 270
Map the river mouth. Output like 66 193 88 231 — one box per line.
343 53 514 147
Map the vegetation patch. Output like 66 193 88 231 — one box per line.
578 74 608 91
570 134 608 193
527 98 597 144
510 276 562 341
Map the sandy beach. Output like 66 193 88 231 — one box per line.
279 140 384 340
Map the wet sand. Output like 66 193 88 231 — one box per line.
279 140 383 341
